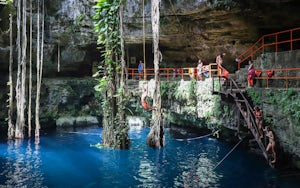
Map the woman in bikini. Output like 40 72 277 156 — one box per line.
254 106 264 138
264 126 276 163
141 84 156 111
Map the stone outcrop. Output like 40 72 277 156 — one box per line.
35 78 101 129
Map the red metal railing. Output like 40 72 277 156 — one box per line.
237 27 300 70
254 67 300 89
127 63 222 81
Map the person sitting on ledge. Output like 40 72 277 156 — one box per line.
141 84 157 111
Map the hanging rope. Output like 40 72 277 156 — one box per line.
64 132 100 136
214 139 243 170
142 0 146 80
175 130 219 141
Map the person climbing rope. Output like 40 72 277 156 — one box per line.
254 106 264 139
141 84 157 111
264 126 276 163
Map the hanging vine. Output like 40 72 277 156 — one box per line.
93 0 129 149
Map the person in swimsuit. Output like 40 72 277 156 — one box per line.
197 59 203 80
248 60 255 87
264 126 276 163
216 52 228 79
141 84 156 111
254 106 264 138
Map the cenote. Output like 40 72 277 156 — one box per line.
0 125 299 188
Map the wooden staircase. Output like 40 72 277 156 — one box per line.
212 76 274 168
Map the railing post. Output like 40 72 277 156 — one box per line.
286 70 288 89
212 77 215 92
290 30 293 51
262 37 265 54
276 34 278 53
181 68 184 80
132 69 134 79
167 69 169 81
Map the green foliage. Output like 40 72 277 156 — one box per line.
160 81 179 101
247 89 300 123
93 0 129 148
270 89 300 121
246 88 262 106
0 0 12 5
188 79 197 105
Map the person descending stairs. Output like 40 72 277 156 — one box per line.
213 76 275 168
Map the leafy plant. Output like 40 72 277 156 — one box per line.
93 0 129 149
188 79 197 105
247 88 262 106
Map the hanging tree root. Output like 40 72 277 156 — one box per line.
147 119 164 148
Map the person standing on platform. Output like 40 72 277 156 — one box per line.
138 60 144 80
197 59 203 80
248 60 255 87
216 52 228 79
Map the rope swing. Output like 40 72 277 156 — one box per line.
214 139 243 170
175 130 219 141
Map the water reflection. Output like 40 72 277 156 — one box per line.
0 138 44 188
135 149 165 187
174 147 222 187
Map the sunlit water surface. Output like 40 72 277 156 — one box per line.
0 126 299 187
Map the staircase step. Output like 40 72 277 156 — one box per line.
226 88 246 93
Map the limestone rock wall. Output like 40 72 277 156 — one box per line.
2 0 300 77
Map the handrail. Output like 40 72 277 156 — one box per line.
237 27 300 70
213 77 269 161
255 67 300 89
127 63 221 81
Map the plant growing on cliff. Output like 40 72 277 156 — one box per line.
160 81 178 107
93 0 129 149
188 79 197 105
248 89 300 125
247 88 262 106
0 0 12 5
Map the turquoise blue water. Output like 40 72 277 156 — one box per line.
0 126 299 187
